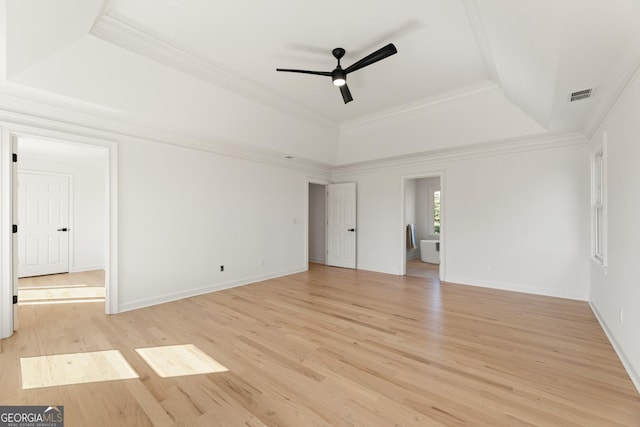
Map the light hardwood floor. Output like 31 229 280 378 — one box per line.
18 270 105 289
406 258 440 281
1 264 639 426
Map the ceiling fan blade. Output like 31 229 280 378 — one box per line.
276 68 331 76
344 43 397 74
340 84 353 104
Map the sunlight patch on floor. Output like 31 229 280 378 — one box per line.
18 286 105 305
135 344 228 378
20 350 138 389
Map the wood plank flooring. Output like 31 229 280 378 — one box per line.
406 259 440 281
18 270 105 289
1 263 639 426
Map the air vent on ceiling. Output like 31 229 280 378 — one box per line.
570 88 593 102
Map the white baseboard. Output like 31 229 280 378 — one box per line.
72 265 105 273
118 266 306 313
308 256 325 264
444 275 589 301
356 263 399 275
589 302 640 394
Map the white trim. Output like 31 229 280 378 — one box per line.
445 275 588 301
340 81 498 132
590 302 640 394
305 178 330 270
590 132 608 268
333 132 587 176
119 267 306 313
0 123 119 316
0 128 14 338
72 265 106 273
90 12 335 130
400 172 446 280
105 141 118 315
0 85 332 177
355 263 399 275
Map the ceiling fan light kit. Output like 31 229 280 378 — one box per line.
277 43 397 104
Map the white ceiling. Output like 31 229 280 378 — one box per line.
104 0 490 123
3 0 640 164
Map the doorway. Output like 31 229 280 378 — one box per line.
16 138 108 306
403 174 443 281
308 182 326 266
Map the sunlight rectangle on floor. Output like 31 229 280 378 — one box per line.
18 286 105 301
135 344 228 378
20 350 138 389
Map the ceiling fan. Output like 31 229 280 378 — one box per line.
276 43 397 104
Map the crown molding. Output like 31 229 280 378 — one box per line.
462 0 500 85
331 131 588 176
584 16 640 138
90 11 336 130
0 83 588 179
340 80 499 133
0 84 332 176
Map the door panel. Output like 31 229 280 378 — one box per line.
326 183 356 269
18 173 70 277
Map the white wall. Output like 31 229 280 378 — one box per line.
12 35 340 165
308 183 325 264
117 138 328 311
336 87 544 165
589 66 640 390
404 178 418 260
18 152 107 272
333 139 590 300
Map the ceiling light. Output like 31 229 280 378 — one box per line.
332 68 346 87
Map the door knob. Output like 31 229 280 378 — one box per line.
57 228 69 232
347 228 355 232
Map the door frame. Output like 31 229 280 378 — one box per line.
400 172 446 279
305 178 330 270
0 124 118 339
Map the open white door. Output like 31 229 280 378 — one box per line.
12 139 18 330
18 172 70 278
326 183 356 269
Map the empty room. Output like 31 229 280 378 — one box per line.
0 0 639 425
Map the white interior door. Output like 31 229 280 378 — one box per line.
326 183 356 269
18 172 70 278
12 140 18 329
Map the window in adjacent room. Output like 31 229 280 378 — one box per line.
592 140 606 264
433 189 441 234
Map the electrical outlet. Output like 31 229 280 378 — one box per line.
220 265 224 272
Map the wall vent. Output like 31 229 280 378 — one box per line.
570 88 593 102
